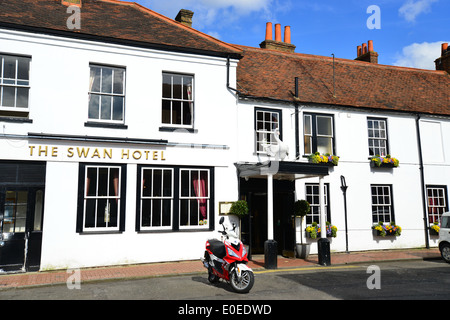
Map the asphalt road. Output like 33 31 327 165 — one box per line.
0 259 448 301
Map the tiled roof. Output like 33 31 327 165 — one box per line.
236 45 450 116
0 0 242 57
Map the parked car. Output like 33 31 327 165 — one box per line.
439 212 450 263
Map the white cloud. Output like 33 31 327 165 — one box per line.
393 41 448 70
399 0 438 23
144 0 272 21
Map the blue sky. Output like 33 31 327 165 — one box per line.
138 0 449 70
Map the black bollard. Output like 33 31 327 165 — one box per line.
264 240 278 269
318 238 331 266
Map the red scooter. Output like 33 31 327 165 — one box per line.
201 217 254 293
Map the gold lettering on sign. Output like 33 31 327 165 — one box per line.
39 146 48 157
28 145 167 162
67 147 74 157
104 149 112 159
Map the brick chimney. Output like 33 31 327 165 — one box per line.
175 9 194 28
435 43 450 74
260 22 296 53
355 40 378 64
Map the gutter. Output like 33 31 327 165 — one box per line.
415 114 430 249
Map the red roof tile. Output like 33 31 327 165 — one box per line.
237 45 450 116
0 0 242 57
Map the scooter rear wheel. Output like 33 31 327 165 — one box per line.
208 269 220 283
230 270 254 293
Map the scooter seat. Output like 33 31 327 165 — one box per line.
207 239 226 259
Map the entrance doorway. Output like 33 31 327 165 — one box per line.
0 187 45 272
0 161 46 272
240 178 295 256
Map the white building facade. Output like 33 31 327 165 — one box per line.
0 1 449 272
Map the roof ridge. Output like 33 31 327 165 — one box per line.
237 44 447 75
96 0 242 54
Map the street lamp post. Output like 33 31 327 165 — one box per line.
340 175 349 253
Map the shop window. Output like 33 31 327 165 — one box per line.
367 117 389 156
88 65 125 124
180 169 209 228
255 108 282 154
426 185 448 224
304 113 334 155
161 73 194 127
371 185 394 223
140 168 173 230
77 164 126 233
305 183 330 225
0 54 31 115
136 166 213 232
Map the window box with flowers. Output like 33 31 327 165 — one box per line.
370 155 399 168
430 221 440 236
308 152 339 166
372 221 402 237
306 221 337 239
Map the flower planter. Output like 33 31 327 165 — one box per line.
429 228 439 236
372 222 402 237
370 162 396 168
369 155 399 168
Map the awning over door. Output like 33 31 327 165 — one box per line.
235 161 329 180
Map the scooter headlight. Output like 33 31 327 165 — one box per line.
242 245 247 257
227 247 240 259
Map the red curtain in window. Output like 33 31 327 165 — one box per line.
192 171 207 219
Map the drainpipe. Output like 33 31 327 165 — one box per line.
415 114 430 249
294 77 300 158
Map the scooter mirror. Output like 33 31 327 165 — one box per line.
219 217 224 225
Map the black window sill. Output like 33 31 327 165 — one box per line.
0 116 33 123
159 126 197 133
85 122 128 129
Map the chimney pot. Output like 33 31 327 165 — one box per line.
284 26 291 44
442 43 449 55
362 43 368 54
61 0 81 7
265 22 273 41
368 40 374 52
275 24 282 42
357 45 362 57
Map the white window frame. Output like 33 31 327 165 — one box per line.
140 167 174 231
0 54 31 112
179 168 210 229
88 64 126 124
255 108 281 154
427 186 448 224
368 118 388 156
161 72 194 128
371 185 394 224
303 113 334 155
83 165 122 232
305 183 329 225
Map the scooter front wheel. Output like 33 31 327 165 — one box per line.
230 270 254 293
